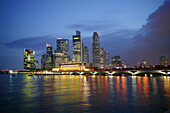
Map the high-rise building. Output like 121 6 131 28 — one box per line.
83 46 89 65
41 54 48 69
56 38 69 57
160 56 168 67
142 59 146 66
92 32 100 68
46 43 53 69
104 51 110 69
24 49 36 70
111 56 123 68
82 42 84 62
73 30 83 62
100 47 104 69
35 60 39 69
76 30 81 36
41 44 53 70
53 53 64 68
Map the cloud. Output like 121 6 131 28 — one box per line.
122 1 170 65
5 36 55 50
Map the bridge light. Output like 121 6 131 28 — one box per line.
132 74 135 76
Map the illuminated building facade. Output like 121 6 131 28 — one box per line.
58 62 87 71
56 38 69 57
100 47 104 69
35 60 38 69
111 56 123 68
104 51 110 69
83 46 89 65
160 56 168 67
82 42 84 62
24 49 36 70
92 32 100 68
73 30 83 62
41 54 48 69
41 44 53 70
53 52 64 68
142 59 146 67
46 44 53 69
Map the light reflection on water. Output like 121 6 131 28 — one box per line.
0 74 170 113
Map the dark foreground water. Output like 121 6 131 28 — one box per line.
0 74 169 113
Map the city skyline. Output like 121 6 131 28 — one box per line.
0 0 170 70
23 30 169 71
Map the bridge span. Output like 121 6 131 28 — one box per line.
32 69 170 76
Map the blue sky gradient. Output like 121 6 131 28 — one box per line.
1 0 170 70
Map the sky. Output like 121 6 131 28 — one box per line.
0 0 170 70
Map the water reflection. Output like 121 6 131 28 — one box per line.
0 75 169 113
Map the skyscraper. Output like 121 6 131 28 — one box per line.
46 44 53 69
53 53 64 68
41 44 54 70
24 49 36 70
111 56 123 68
46 43 53 69
82 42 84 62
92 32 100 68
104 51 110 69
35 60 39 69
83 46 89 65
73 30 83 62
142 59 146 67
100 47 104 69
56 38 69 57
160 56 168 67
41 54 48 69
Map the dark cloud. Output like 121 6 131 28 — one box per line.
100 29 136 55
122 1 170 65
5 36 55 50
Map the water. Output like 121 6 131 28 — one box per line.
0 74 169 113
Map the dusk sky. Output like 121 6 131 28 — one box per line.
0 0 170 70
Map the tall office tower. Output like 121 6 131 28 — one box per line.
46 43 53 69
73 30 83 62
104 51 110 69
142 59 146 66
56 38 69 57
100 47 104 69
41 54 48 69
24 49 36 70
83 46 89 64
53 53 64 68
160 56 168 67
111 56 123 68
82 42 84 62
35 60 39 69
76 30 81 36
92 32 100 68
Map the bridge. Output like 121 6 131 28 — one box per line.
31 69 170 76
